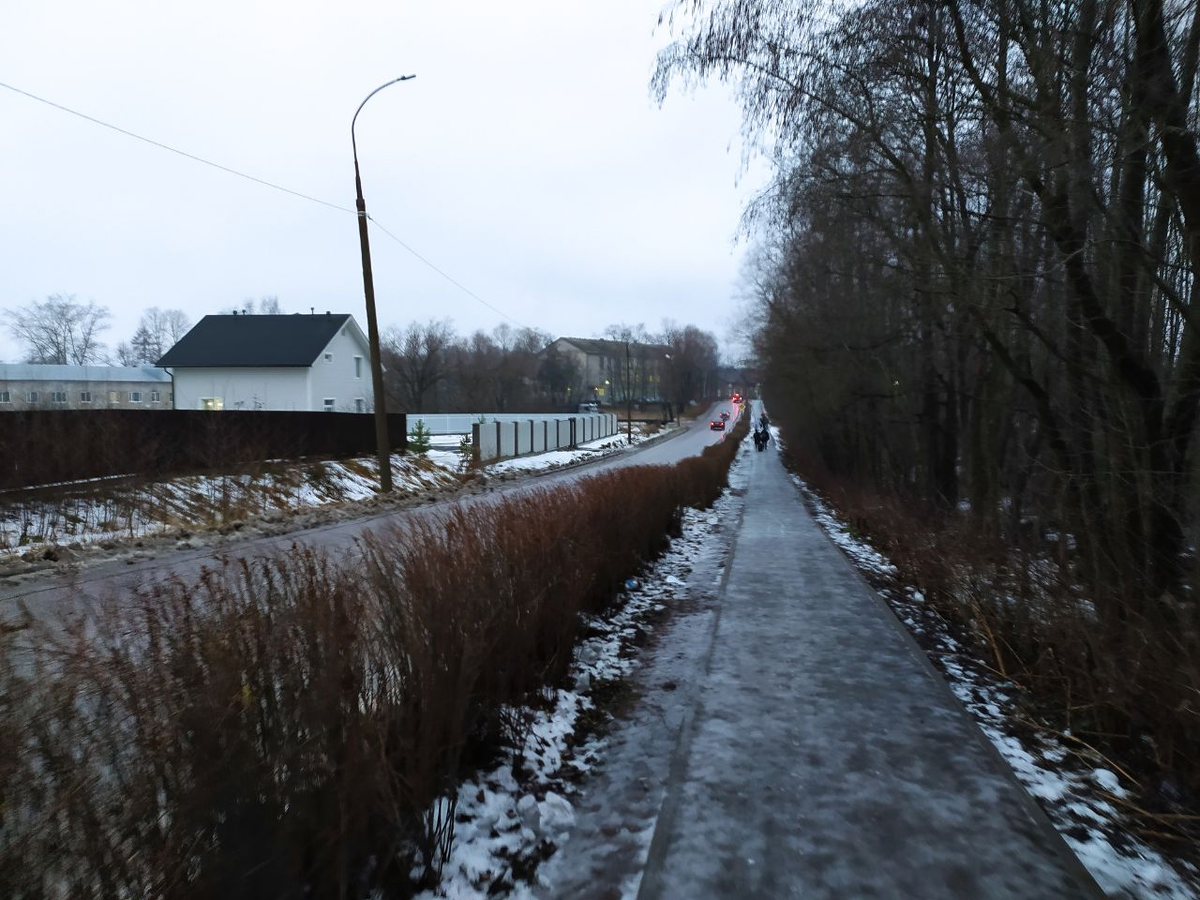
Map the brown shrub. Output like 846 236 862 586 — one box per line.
0 422 748 898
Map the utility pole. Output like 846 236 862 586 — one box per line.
626 340 633 444
351 75 415 492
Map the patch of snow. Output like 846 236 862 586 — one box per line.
0 452 461 557
485 424 680 475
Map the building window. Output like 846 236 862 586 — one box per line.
355 398 364 413
0 391 10 403
51 391 67 403
150 390 161 403
130 391 143 403
80 391 91 403
324 352 333 363
354 356 363 379
201 397 224 411
108 390 119 403
323 398 335 412
26 391 38 403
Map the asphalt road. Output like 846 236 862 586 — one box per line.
1 401 739 622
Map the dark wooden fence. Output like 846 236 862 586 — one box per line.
0 410 408 490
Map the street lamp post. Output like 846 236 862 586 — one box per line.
352 75 415 492
663 352 673 423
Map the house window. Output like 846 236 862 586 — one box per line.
324 352 333 363
80 391 91 403
354 356 363 379
108 390 119 403
0 391 9 403
323 398 335 412
26 391 38 403
201 397 224 411
51 391 67 403
355 398 364 413
130 391 143 403
150 390 161 403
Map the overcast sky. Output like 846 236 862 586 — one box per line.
0 1 770 364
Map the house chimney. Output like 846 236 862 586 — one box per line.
325 310 331 317
231 310 237 316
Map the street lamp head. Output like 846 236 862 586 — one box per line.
352 74 418 163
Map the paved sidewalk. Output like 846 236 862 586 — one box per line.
631 439 1103 899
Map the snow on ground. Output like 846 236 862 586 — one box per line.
0 452 459 557
783 460 1200 900
416 482 734 899
485 423 678 476
0 422 679 576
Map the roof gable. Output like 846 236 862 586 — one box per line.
157 314 355 368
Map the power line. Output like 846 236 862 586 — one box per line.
0 79 534 330
0 80 353 213
365 216 532 330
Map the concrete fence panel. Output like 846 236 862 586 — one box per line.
466 410 628 465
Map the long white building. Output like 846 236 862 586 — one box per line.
0 364 172 410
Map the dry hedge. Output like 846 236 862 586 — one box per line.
0 415 746 899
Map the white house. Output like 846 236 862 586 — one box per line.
157 312 375 412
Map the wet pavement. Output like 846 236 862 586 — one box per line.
541 413 1105 899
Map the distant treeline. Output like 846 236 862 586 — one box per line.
381 320 722 413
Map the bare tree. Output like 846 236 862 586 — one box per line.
122 308 193 364
382 319 456 412
159 308 191 344
223 296 283 315
661 320 720 408
6 294 111 365
656 0 1200 797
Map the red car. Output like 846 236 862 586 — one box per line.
720 411 730 420
709 419 726 431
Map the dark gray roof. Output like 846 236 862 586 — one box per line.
157 314 352 368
